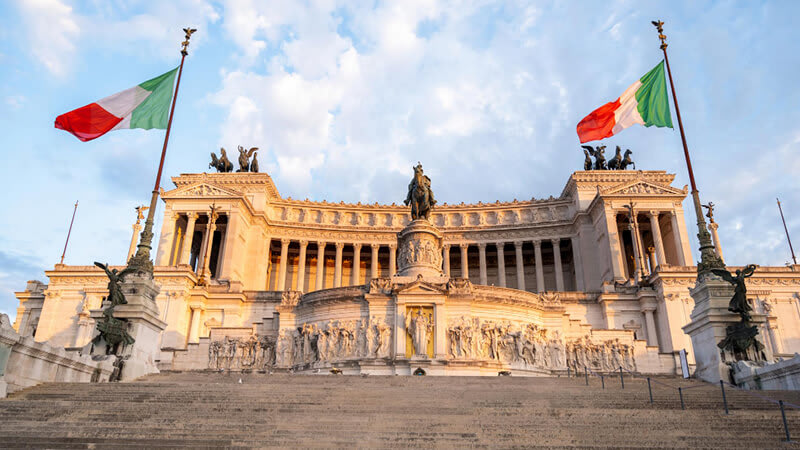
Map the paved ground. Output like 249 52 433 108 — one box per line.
2 371 800 448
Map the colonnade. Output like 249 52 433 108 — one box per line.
608 210 685 281
268 237 581 294
160 211 231 280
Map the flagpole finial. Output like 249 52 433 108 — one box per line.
651 20 667 50
181 27 197 56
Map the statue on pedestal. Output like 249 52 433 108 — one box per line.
404 163 436 220
712 264 765 361
92 262 136 354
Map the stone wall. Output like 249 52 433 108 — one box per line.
0 314 115 398
733 355 800 390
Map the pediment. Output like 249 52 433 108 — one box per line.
394 280 447 295
162 182 243 199
602 180 686 197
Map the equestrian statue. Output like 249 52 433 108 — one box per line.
404 163 436 220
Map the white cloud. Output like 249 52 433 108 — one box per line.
5 95 25 109
15 0 220 76
16 0 80 76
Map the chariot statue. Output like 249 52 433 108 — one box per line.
209 148 233 173
404 163 436 220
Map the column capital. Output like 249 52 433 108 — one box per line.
187 212 198 220
335 242 345 250
478 242 487 250
170 212 180 221
353 242 362 250
370 243 380 250
317 240 326 247
298 239 308 247
550 238 561 246
389 243 397 250
648 210 661 218
516 240 527 248
280 238 291 246
459 243 469 250
495 242 505 249
442 243 451 250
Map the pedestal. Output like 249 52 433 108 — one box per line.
683 275 768 383
395 219 444 280
91 273 166 381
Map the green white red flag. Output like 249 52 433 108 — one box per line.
55 67 178 142
576 60 673 143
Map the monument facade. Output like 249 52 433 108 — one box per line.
11 168 800 377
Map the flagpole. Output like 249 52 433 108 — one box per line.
777 198 797 265
60 200 79 265
128 27 196 274
652 20 724 274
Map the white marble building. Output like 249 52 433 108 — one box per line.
11 170 800 376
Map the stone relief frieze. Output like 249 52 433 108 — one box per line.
446 318 566 370
208 335 275 371
275 318 393 368
566 335 635 373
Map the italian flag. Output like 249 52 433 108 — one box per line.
55 67 178 142
576 60 673 144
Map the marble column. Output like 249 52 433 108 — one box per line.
277 239 290 291
155 212 179 266
188 306 202 344
534 240 544 292
478 243 488 285
460 244 469 279
709 222 725 263
642 307 659 347
196 223 209 273
570 236 585 291
629 222 643 281
334 242 344 287
514 241 526 291
296 240 308 292
496 243 506 288
179 213 198 265
389 244 397 277
315 241 326 291
442 244 451 277
370 244 380 281
647 247 657 274
199 211 219 282
351 243 362 286
604 209 626 280
669 211 687 266
552 238 564 292
648 211 667 267
170 227 183 266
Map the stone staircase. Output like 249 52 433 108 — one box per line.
2 371 800 448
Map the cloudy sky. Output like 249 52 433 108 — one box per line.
1 1 798 320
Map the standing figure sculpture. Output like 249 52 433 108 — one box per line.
404 163 436 220
237 146 259 172
406 308 432 357
581 145 607 170
94 262 135 316
711 264 758 321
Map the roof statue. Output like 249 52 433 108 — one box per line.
209 148 233 173
237 146 259 172
581 145 634 171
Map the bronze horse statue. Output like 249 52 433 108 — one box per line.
210 148 233 172
404 163 436 220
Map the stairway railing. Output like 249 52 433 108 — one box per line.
564 365 798 443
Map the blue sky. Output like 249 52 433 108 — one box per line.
1 1 799 320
